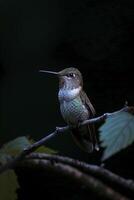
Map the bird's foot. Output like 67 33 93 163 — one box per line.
94 143 100 151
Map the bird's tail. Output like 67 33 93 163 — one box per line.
71 124 99 153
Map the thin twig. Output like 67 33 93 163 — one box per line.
20 159 130 200
27 153 134 194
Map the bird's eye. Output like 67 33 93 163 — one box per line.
67 73 75 78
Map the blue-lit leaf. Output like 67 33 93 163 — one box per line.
99 111 134 161
0 137 31 165
0 136 31 157
0 136 57 165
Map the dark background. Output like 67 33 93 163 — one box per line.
0 0 134 199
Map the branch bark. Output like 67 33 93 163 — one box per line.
19 159 130 200
27 153 134 194
0 106 133 200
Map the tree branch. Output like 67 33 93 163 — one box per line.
0 106 133 199
19 159 130 200
0 106 133 174
27 153 134 194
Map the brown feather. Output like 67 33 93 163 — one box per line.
80 90 99 151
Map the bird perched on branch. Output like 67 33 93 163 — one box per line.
40 67 99 153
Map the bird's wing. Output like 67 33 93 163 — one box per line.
80 90 99 151
80 90 96 117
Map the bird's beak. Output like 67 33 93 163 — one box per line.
39 70 59 76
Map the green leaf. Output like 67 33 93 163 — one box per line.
0 170 19 200
0 136 57 165
0 153 12 165
0 136 31 165
99 111 134 161
30 138 57 154
0 136 31 157
35 146 57 154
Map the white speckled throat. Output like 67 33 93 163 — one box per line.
58 86 82 101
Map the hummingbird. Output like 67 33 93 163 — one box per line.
39 67 99 153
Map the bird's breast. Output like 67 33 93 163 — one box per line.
60 97 89 126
